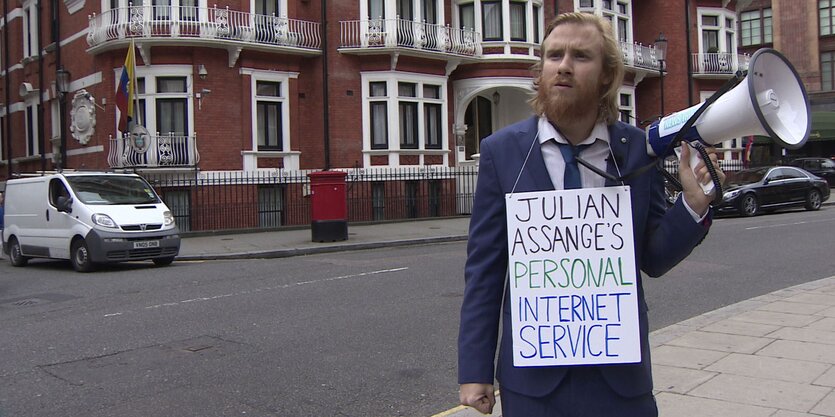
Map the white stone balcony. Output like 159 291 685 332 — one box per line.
339 18 482 59
691 52 751 77
87 5 321 65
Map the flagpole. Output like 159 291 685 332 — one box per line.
130 38 142 127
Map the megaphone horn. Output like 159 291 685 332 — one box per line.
646 48 811 159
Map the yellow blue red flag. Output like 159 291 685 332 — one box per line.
115 39 136 133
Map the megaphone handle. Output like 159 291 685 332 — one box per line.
676 142 715 195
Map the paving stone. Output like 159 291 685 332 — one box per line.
820 306 835 318
767 327 835 346
705 353 829 384
651 345 729 370
699 318 781 337
758 301 831 315
688 374 831 413
784 293 835 307
666 330 774 354
810 390 835 416
655 392 775 417
807 317 835 332
652 364 717 394
734 310 822 327
758 340 835 364
814 366 835 388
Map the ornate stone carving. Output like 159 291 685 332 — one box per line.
70 90 97 145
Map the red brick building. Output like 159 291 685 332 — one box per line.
0 0 747 229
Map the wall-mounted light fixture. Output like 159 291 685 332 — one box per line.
56 67 72 97
198 64 208 80
492 90 500 105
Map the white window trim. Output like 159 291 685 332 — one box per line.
362 0 446 23
22 0 38 59
249 0 287 16
618 86 636 126
25 103 40 156
697 7 736 53
115 64 194 135
241 68 299 171
454 0 540 44
361 71 449 167
575 0 633 45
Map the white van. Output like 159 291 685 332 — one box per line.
2 172 180 272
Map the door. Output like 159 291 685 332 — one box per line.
45 178 76 259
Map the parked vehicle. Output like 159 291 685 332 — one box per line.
788 157 835 186
716 166 830 217
2 172 180 272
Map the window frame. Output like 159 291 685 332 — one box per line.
454 0 542 44
247 70 294 154
697 8 736 53
255 80 284 151
822 0 835 37
361 72 449 165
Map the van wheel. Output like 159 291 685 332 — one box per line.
71 239 95 272
153 257 175 267
8 238 29 267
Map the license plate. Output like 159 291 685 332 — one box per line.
134 240 160 249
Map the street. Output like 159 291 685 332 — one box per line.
1 206 835 417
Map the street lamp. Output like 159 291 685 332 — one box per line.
654 32 668 117
56 67 71 170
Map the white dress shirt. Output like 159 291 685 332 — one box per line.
537 116 613 190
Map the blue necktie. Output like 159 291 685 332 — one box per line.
556 142 590 190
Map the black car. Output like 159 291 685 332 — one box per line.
716 166 830 217
788 157 835 186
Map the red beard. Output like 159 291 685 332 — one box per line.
538 75 601 123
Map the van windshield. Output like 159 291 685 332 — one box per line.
66 176 161 205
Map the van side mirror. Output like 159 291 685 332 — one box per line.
57 196 73 213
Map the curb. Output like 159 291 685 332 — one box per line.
176 234 469 261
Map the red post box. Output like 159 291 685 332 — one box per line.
307 170 348 242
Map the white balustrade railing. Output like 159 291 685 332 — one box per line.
88 5 320 50
620 41 662 71
108 133 200 168
339 18 482 56
691 52 751 75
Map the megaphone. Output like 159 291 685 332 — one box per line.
646 48 810 193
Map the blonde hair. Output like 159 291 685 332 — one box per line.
530 12 625 125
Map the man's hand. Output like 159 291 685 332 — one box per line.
459 383 495 415
679 143 726 216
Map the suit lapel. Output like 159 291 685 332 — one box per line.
512 117 555 192
605 123 632 187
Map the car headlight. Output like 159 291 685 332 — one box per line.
92 213 118 228
163 211 176 226
723 189 741 201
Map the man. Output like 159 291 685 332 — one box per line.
458 12 724 417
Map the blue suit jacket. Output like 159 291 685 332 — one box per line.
458 116 710 398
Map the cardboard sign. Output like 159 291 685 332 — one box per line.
505 186 640 367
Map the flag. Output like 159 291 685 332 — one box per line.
115 39 136 133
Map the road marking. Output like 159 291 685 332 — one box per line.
103 267 409 317
744 217 835 230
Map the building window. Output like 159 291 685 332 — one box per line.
26 104 38 156
255 0 280 15
822 51 835 91
698 9 736 53
363 74 448 161
823 0 835 36
424 85 442 149
618 89 635 126
258 185 284 227
22 1 38 59
370 81 389 150
460 3 474 29
482 1 502 41
509 2 526 41
399 83 418 149
576 0 631 44
256 81 283 151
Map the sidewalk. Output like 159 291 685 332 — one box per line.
178 218 835 417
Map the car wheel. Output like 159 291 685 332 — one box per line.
153 257 175 267
8 237 29 267
740 194 759 217
805 189 822 211
71 239 95 272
